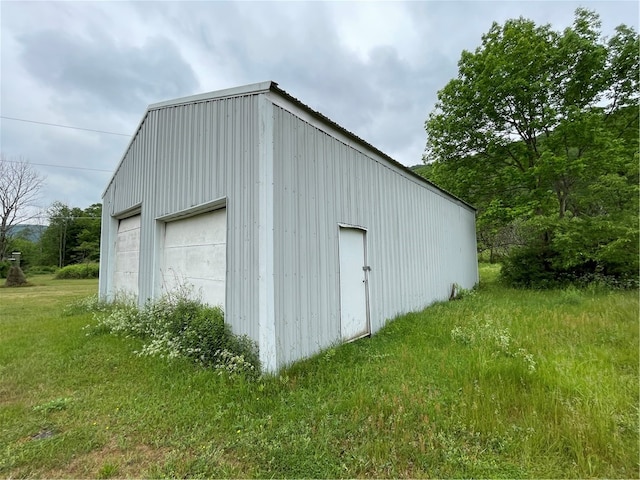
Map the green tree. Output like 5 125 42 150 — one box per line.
72 203 102 263
39 202 102 267
6 237 40 271
423 8 639 285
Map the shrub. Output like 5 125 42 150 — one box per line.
81 291 260 377
500 245 563 289
55 263 100 279
27 265 59 275
501 214 640 289
501 244 639 289
4 265 28 287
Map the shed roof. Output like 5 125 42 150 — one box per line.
105 81 474 210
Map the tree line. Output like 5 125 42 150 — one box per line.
1 202 101 276
1 154 102 276
418 8 638 287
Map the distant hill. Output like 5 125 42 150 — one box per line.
8 224 46 242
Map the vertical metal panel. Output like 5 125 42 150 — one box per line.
257 96 277 372
101 95 261 342
272 105 478 368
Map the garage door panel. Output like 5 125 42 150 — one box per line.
165 210 226 246
162 209 226 307
113 214 140 296
118 215 140 232
115 250 139 271
164 245 225 281
116 231 140 252
114 271 138 288
188 279 225 307
185 245 225 279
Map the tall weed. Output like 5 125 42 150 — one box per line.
450 316 537 373
82 291 260 377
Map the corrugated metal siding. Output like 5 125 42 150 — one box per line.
272 105 478 367
101 95 261 341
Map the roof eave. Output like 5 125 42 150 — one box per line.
149 81 275 111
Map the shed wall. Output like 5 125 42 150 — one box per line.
100 95 262 341
271 105 478 367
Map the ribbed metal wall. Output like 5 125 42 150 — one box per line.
101 95 261 341
272 105 478 367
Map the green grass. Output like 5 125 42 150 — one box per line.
1 268 638 478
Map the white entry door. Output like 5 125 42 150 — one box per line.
339 227 370 341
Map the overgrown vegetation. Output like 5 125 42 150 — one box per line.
420 8 639 288
500 242 639 289
1 266 637 478
74 288 260 377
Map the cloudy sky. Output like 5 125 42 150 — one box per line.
1 0 637 220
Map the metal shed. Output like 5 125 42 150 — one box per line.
99 81 478 372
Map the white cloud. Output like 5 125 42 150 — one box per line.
331 3 421 64
1 0 637 212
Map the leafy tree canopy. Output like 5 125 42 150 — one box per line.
39 202 102 268
422 8 638 286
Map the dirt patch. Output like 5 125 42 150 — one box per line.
37 442 172 478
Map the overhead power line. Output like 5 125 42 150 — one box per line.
3 158 112 173
1 115 131 137
15 216 101 220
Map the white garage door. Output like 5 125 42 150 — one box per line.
114 215 141 296
162 209 226 307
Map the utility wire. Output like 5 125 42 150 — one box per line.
12 216 101 221
3 158 112 173
1 115 131 137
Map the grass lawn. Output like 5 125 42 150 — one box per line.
1 267 638 478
